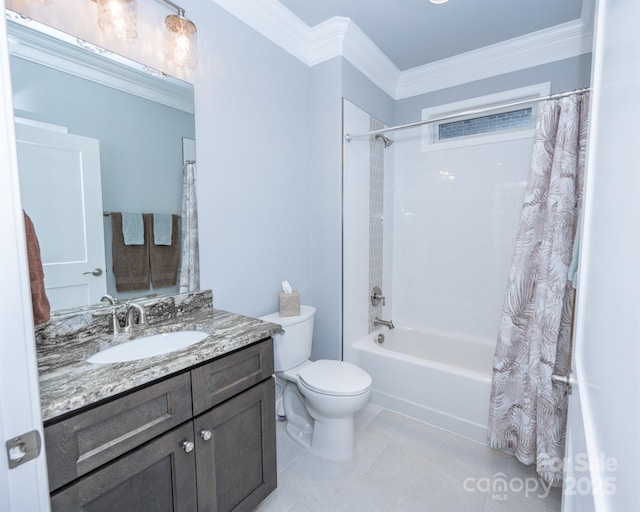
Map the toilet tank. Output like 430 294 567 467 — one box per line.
259 305 315 372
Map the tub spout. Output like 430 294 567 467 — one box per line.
373 317 395 330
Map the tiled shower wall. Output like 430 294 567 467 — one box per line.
342 99 394 361
344 98 533 350
368 117 385 330
392 132 533 341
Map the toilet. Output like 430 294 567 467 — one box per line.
260 305 372 461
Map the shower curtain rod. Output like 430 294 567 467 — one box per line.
344 87 590 142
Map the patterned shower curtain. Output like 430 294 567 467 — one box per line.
488 92 590 486
179 161 200 293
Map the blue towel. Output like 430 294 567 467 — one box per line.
122 212 144 245
153 213 173 246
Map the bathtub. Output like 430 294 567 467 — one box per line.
350 326 495 443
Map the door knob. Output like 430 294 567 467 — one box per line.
200 430 212 442
83 268 103 276
182 441 195 453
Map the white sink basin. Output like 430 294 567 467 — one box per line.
87 330 209 364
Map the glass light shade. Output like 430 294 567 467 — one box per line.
165 14 197 69
429 0 449 3
97 0 137 41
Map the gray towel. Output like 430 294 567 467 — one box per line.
150 215 179 288
111 212 150 292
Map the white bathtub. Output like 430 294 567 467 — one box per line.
350 326 495 443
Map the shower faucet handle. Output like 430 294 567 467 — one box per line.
371 286 386 307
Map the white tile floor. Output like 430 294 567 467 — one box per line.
256 404 562 512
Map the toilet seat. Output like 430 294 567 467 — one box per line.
297 360 372 397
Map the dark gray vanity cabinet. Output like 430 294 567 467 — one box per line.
45 338 276 512
50 422 198 511
194 378 276 512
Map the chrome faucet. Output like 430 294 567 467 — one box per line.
124 302 148 333
101 294 117 305
373 317 395 330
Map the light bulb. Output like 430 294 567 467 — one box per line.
165 14 197 68
97 0 137 41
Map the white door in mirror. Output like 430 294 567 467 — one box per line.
15 121 107 310
87 331 208 364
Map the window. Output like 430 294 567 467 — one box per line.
437 107 533 140
421 83 550 151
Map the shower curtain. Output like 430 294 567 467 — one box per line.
488 92 590 486
179 161 200 293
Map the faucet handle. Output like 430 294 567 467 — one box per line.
94 307 121 335
371 286 386 307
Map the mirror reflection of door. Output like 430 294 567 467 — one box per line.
15 119 107 310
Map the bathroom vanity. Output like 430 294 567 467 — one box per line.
36 291 281 512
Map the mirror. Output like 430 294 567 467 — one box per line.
6 11 196 315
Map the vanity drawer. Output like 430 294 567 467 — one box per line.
44 371 192 492
191 338 274 415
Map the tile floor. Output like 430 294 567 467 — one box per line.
256 404 562 512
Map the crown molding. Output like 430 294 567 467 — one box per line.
307 16 399 98
210 0 311 65
209 2 401 97
6 13 193 113
340 19 400 98
307 16 349 66
210 1 593 101
395 19 593 99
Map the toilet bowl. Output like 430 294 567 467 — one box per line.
260 306 372 460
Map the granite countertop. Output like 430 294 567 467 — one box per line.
38 308 283 423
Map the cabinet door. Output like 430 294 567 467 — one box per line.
194 378 276 512
45 372 192 491
50 422 197 512
191 338 274 416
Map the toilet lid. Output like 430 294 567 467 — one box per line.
297 360 372 396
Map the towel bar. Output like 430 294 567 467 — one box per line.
103 210 181 218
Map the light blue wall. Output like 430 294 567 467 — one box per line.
305 57 396 361
342 59 395 127
181 11 591 363
58 0 590 363
396 54 592 123
187 2 312 319
309 58 343 360
10 56 195 300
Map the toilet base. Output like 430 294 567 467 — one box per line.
285 416 356 461
281 381 358 461
310 416 356 461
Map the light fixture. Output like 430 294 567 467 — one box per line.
429 0 449 4
89 0 196 68
94 0 137 41
162 0 197 69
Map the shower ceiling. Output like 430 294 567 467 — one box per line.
277 0 589 71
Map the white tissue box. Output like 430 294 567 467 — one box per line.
279 291 300 317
